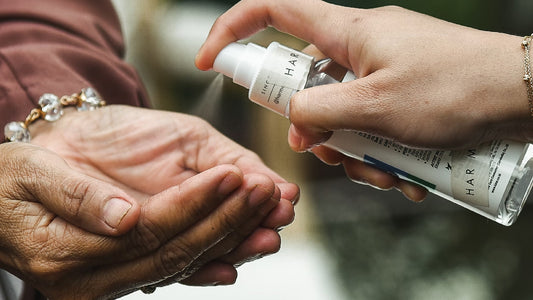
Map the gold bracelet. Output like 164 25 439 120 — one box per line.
3 88 105 143
522 34 533 117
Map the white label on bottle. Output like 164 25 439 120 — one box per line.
249 43 313 116
450 146 491 207
324 131 526 217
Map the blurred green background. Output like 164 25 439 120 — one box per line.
114 1 533 299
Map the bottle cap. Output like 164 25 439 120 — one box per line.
213 42 266 89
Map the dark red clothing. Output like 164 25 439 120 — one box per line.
0 0 150 127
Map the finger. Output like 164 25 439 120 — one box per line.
220 227 281 267
163 178 280 280
0 143 140 236
195 0 356 70
289 72 392 141
126 165 245 255
343 156 428 203
62 165 246 271
288 123 332 153
394 180 428 202
168 213 282 287
260 198 295 229
153 220 283 287
342 157 398 190
179 226 282 286
178 262 237 286
177 227 281 286
224 153 300 204
92 173 279 293
277 182 300 205
309 144 345 166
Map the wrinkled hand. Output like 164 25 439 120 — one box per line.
195 0 531 201
0 105 297 299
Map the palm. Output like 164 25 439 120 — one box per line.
32 105 280 201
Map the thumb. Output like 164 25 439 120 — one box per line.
288 75 386 151
4 143 140 236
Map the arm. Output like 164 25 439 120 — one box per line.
195 0 532 200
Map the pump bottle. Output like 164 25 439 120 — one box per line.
213 41 533 226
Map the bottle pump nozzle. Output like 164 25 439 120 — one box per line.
213 42 267 90
213 42 314 116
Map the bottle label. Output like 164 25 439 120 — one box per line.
450 140 525 210
325 131 527 217
249 42 313 116
450 145 491 207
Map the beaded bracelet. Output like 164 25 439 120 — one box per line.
3 88 105 143
522 34 533 117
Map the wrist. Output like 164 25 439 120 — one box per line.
472 34 530 127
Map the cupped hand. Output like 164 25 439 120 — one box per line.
31 105 297 233
195 0 533 201
0 105 297 298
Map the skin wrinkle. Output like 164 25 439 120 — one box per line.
17 152 56 205
50 109 151 196
157 238 198 280
217 16 241 49
132 210 168 257
171 116 202 179
60 177 89 220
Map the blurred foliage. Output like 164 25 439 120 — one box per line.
310 178 533 300
170 0 532 34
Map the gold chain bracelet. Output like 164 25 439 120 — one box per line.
3 88 105 143
522 34 533 117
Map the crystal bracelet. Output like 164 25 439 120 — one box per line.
3 88 105 143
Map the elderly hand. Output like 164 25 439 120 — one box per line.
0 105 297 299
195 0 531 201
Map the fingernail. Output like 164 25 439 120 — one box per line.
288 126 306 153
104 198 132 229
218 172 242 195
249 186 271 207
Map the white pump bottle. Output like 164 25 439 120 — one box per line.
213 41 533 226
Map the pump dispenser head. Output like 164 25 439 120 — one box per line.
213 42 266 89
213 41 314 116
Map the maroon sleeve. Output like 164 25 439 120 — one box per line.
0 0 151 126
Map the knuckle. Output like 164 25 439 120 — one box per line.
10 149 52 195
381 5 404 12
129 217 166 255
155 239 198 279
289 91 312 127
217 207 244 233
60 178 91 218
